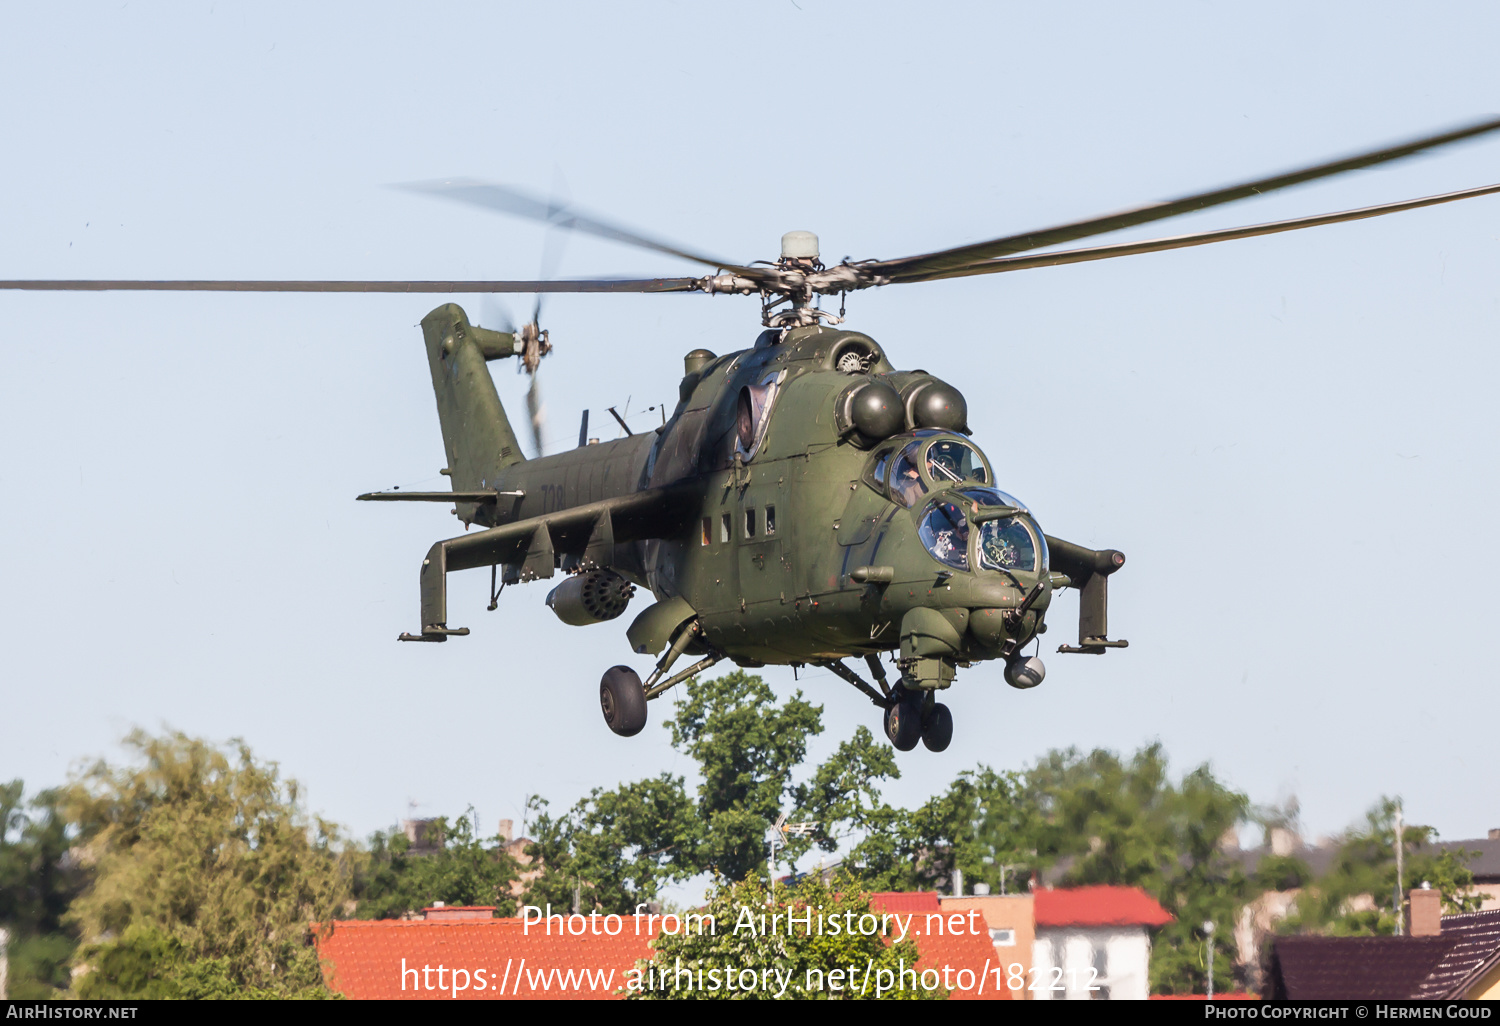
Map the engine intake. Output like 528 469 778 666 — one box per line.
546 570 637 626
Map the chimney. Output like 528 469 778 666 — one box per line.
403 818 440 851
1489 828 1500 841
423 904 496 922
498 819 514 844
1410 884 1441 937
1270 826 1300 856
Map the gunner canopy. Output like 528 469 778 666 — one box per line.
916 488 1048 574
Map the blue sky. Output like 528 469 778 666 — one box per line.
3 2 1498 865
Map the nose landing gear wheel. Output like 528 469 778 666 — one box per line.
921 702 953 752
600 665 647 737
884 693 923 752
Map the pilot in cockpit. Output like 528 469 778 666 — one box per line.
894 460 925 506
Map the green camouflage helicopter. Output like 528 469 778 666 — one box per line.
8 119 1500 750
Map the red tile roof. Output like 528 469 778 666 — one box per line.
317 918 651 1000
319 896 1010 1000
869 892 1011 1000
1033 885 1174 928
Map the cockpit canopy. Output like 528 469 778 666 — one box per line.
870 431 992 508
911 485 1048 575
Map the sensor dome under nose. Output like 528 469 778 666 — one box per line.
1005 656 1046 690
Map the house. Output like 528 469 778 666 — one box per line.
940 893 1035 994
1266 888 1500 999
317 893 1007 1000
941 885 1173 999
1233 824 1500 987
1432 830 1500 912
866 891 1010 1001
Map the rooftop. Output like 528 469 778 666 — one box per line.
1268 936 1458 1000
1033 885 1173 928
317 918 652 1000
1415 909 1500 999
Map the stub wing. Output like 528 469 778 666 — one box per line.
1045 535 1130 655
396 486 695 642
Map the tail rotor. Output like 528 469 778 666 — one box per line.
480 295 550 458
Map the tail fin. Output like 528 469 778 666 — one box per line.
421 304 527 499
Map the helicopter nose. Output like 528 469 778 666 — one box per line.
969 607 1011 650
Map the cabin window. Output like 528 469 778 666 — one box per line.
744 508 757 538
701 517 712 546
720 512 731 544
764 504 776 536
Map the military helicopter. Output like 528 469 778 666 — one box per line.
8 118 1500 751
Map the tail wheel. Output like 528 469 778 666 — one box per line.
600 665 647 737
921 702 953 752
884 693 922 752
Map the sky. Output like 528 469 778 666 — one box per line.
2 2 1498 872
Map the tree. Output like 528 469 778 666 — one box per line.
628 872 940 1000
62 730 351 999
353 810 520 919
520 670 834 913
0 781 88 997
1279 797 1479 937
837 765 1036 894
666 670 825 881
520 775 697 915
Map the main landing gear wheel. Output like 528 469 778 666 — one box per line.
600 665 647 737
884 692 923 752
921 702 953 752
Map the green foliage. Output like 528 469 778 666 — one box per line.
353 810 519 919
840 765 1035 895
522 773 698 914
667 670 825 881
1253 854 1312 892
63 730 350 999
73 923 323 1000
1280 798 1480 937
520 670 839 913
628 873 939 1000
0 782 88 997
789 726 901 864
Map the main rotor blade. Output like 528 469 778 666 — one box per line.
0 278 702 293
397 179 762 277
872 116 1500 283
913 180 1500 281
